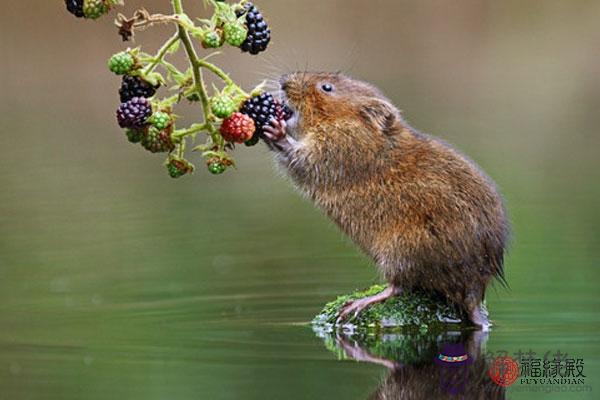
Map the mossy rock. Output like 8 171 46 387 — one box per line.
312 284 473 336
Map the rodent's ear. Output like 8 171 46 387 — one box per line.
359 99 401 135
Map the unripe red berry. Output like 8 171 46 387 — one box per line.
220 112 256 143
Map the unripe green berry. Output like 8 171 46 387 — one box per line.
208 161 227 175
108 52 135 75
83 0 109 19
125 127 145 144
141 126 175 153
210 94 236 118
166 157 194 179
223 22 248 47
202 30 224 49
149 111 171 130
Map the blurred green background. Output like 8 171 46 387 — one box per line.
0 1 599 399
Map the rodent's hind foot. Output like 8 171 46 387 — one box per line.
335 285 402 325
469 303 491 332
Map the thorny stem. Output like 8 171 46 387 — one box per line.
143 32 179 74
171 0 225 149
197 59 235 89
172 123 210 140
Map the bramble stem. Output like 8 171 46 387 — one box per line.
172 1 209 111
172 123 210 140
143 32 180 75
171 0 219 145
170 0 231 150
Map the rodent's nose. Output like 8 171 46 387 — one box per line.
279 74 290 92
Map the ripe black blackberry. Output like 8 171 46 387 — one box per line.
236 2 271 55
65 0 85 18
240 93 292 145
116 97 153 129
119 75 159 103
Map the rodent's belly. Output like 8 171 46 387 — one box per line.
313 187 404 255
311 179 502 269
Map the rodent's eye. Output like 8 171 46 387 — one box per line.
321 83 334 93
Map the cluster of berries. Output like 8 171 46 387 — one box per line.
201 2 270 55
67 0 279 178
109 51 176 159
65 0 118 20
215 92 291 147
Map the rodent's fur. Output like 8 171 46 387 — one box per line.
270 72 509 326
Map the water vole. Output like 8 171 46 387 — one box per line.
263 72 509 330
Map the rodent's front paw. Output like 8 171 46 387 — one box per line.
263 118 296 153
263 117 287 142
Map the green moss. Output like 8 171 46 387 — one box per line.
312 285 480 364
312 284 473 335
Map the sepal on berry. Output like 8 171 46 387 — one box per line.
166 156 194 178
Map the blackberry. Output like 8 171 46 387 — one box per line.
236 2 271 55
116 97 152 129
119 75 158 103
239 92 276 133
239 93 291 144
65 0 84 17
275 102 294 121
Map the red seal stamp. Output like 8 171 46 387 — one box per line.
488 356 519 387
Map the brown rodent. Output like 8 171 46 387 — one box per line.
262 72 509 329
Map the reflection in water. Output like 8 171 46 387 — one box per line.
321 330 505 399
